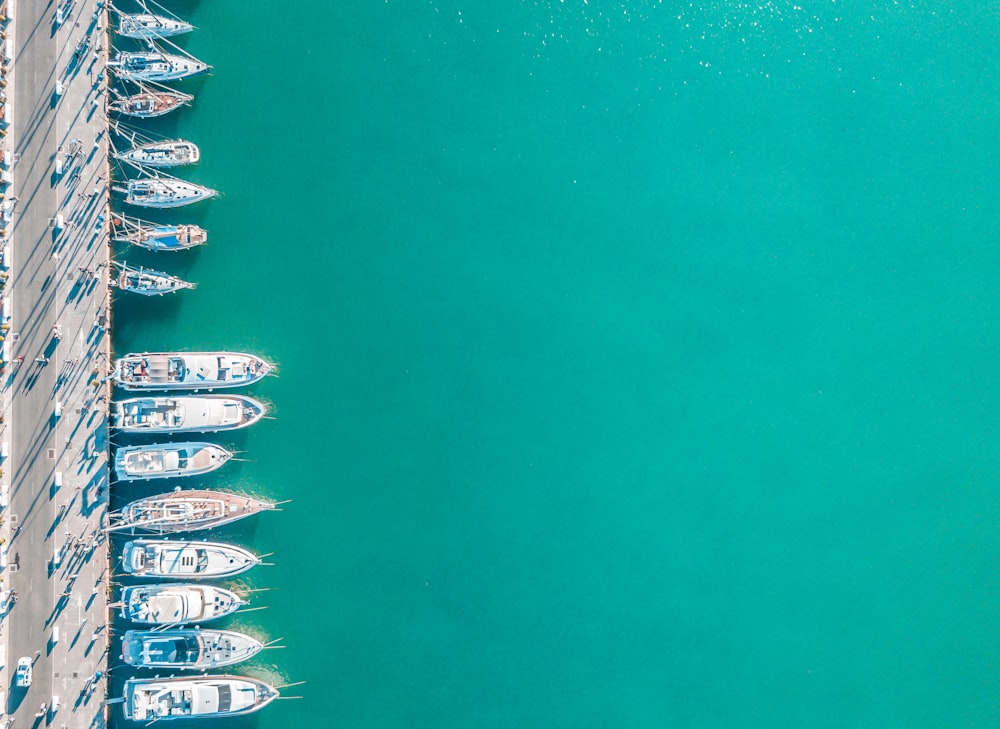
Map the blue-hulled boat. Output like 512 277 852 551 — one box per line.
111 214 207 251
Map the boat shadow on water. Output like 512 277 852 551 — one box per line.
108 290 186 340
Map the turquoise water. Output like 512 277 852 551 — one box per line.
111 2 1000 727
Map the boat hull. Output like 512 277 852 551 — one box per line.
113 395 266 433
111 489 274 533
122 180 216 209
121 584 246 625
118 14 194 40
112 352 273 391
122 629 264 669
114 442 232 481
110 53 210 83
123 676 277 721
111 219 207 252
116 264 193 295
122 539 260 580
115 141 200 169
109 93 191 119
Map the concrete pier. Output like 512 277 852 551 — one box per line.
1 0 110 727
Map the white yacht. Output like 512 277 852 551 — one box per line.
108 51 209 82
118 13 194 40
114 442 233 481
115 140 200 168
122 539 261 579
121 584 247 625
122 676 278 721
112 352 273 391
113 395 266 433
122 628 263 669
119 178 217 208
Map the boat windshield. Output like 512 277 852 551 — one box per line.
216 685 232 713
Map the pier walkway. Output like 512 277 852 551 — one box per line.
1 1 110 728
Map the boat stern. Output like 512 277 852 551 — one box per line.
121 541 147 575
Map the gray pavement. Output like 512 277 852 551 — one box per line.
2 0 110 728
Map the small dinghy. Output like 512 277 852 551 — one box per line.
109 89 192 118
110 489 276 533
115 139 200 168
114 441 233 481
113 394 266 433
121 539 262 579
117 12 194 40
108 51 209 82
120 584 247 625
113 262 194 296
111 214 207 252
117 178 217 208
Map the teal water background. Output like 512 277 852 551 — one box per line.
111 2 1000 726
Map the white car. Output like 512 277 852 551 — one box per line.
15 656 31 687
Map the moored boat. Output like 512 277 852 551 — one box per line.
112 352 273 391
109 89 193 118
122 539 261 579
120 584 247 625
114 442 233 481
118 178 217 208
113 394 266 433
122 628 264 670
115 139 200 168
122 675 278 721
118 12 194 39
110 489 275 533
111 214 207 252
108 51 209 82
114 262 194 296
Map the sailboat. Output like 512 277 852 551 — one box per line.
108 88 192 118
114 139 200 168
111 214 207 252
113 262 194 295
115 176 217 208
108 50 209 83
110 489 276 533
117 12 194 40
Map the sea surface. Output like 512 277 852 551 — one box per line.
109 2 1000 727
